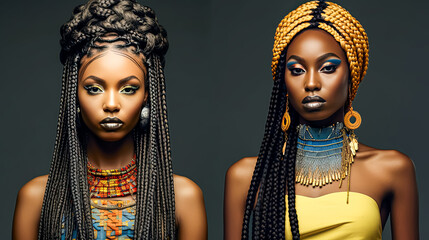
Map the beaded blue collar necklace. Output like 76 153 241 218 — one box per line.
295 122 358 197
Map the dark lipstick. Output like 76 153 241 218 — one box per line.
99 117 124 131
302 96 326 111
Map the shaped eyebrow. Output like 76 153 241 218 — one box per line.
316 53 341 63
287 53 341 65
287 55 304 63
82 75 141 86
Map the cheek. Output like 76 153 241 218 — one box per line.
126 105 143 130
77 90 87 111
129 102 143 119
78 90 90 117
324 71 349 102
285 78 303 109
123 95 146 123
77 89 102 126
336 76 349 101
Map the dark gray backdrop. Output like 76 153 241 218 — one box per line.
1 0 427 239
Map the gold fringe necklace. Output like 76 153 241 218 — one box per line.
288 122 358 203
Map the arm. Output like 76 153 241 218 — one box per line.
389 152 419 240
224 157 257 240
174 174 207 240
12 175 48 240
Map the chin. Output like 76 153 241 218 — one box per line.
300 110 343 126
301 112 328 121
96 132 129 142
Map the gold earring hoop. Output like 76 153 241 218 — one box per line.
281 94 291 132
344 106 361 130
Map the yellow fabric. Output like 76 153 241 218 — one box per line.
285 192 382 240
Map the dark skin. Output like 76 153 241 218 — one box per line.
13 47 207 240
224 29 419 240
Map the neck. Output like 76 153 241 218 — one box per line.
298 122 344 140
86 131 135 169
299 107 345 128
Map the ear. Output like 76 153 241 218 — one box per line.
344 85 352 110
143 91 148 104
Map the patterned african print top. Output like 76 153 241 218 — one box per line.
61 199 136 240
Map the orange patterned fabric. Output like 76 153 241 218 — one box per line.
61 199 136 239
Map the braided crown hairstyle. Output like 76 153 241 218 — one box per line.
39 0 175 239
241 1 369 239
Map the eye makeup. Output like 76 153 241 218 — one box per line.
322 59 341 66
83 84 140 95
84 85 104 95
119 85 140 95
286 61 299 68
287 61 306 76
320 59 341 73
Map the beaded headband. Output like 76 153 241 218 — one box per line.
271 0 369 101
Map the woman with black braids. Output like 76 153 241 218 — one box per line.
13 0 207 239
224 1 418 239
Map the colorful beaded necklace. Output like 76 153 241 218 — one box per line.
87 154 137 198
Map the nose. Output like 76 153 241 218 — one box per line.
304 70 321 92
103 90 120 113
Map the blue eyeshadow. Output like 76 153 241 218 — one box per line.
287 61 298 68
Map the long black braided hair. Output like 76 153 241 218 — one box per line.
241 1 369 239
240 50 300 240
38 0 176 239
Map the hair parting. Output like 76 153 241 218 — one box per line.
39 0 175 239
241 1 369 239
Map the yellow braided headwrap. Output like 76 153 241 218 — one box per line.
271 1 369 102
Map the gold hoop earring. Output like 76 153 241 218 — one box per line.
344 106 361 130
281 94 290 132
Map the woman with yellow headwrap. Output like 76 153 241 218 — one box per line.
224 1 419 239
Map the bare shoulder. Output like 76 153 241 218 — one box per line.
224 157 258 239
357 143 416 193
173 174 203 201
359 144 418 238
224 157 258 203
17 175 48 205
173 174 207 239
225 157 258 186
358 143 415 174
173 174 205 218
13 175 49 240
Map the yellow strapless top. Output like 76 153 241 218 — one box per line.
285 192 382 240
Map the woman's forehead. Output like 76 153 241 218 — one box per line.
286 29 346 60
79 48 147 81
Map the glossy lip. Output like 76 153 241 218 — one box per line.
302 96 326 111
99 117 124 131
302 96 326 104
